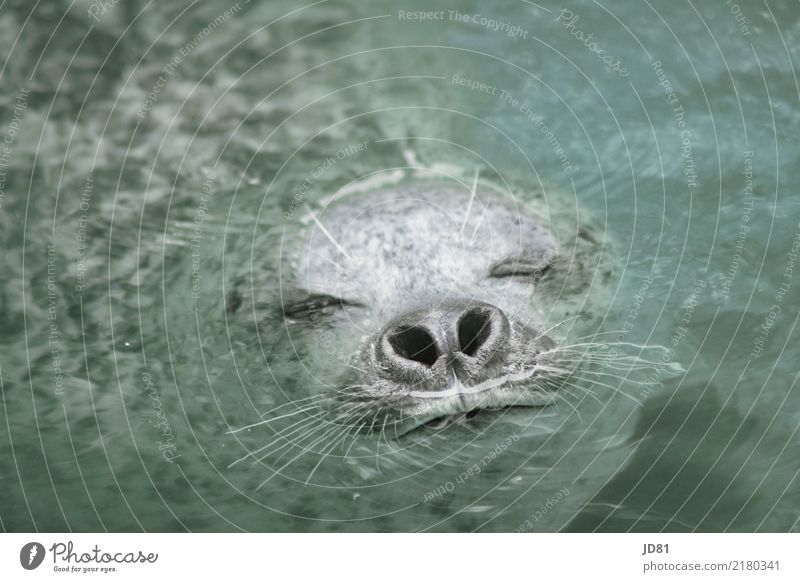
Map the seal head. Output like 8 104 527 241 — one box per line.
282 180 568 434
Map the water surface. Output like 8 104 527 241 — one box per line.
0 0 798 532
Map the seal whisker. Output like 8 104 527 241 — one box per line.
338 408 376 461
534 315 583 339
342 413 374 461
551 356 664 373
228 411 327 468
557 382 605 407
366 408 388 475
378 414 392 455
553 392 584 425
556 352 663 367
330 410 379 447
459 168 480 236
392 411 406 441
341 362 370 375
543 347 666 367
560 376 644 407
257 417 341 474
248 408 341 461
545 340 673 354
276 399 381 470
572 367 654 386
228 403 320 434
253 422 333 466
303 423 355 485
565 330 641 341
257 419 353 489
257 394 327 418
469 203 488 242
539 374 604 406
305 204 353 260
230 417 324 468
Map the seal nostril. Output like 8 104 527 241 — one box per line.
458 308 493 357
388 326 439 367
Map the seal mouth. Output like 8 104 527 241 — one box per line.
420 407 506 430
398 367 557 435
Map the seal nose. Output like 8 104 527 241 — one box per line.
386 326 440 367
376 302 510 385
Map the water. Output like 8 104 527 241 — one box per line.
1 0 798 532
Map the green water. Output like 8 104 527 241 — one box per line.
1 0 799 532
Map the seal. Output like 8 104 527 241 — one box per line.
236 178 610 439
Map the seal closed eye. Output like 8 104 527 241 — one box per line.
282 293 362 319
